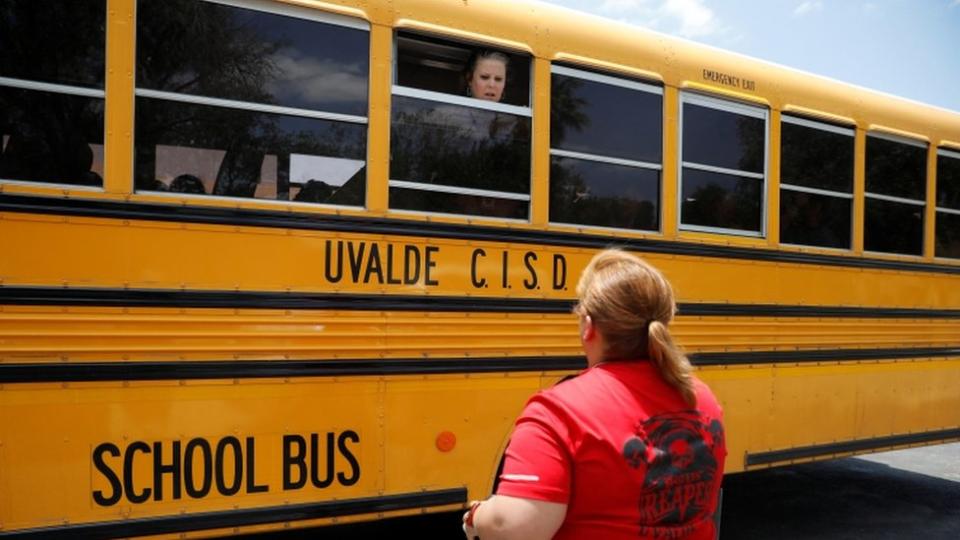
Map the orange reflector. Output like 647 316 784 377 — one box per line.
436 431 457 452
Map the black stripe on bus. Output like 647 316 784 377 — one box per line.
0 487 466 539
2 347 957 383
3 286 960 319
745 428 960 466
0 356 589 383
690 347 960 366
3 193 960 275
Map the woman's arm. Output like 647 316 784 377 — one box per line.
463 494 566 540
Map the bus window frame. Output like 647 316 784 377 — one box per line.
387 31 534 222
863 130 928 257
132 0 372 209
935 147 960 260
678 92 769 238
779 113 855 252
547 63 664 234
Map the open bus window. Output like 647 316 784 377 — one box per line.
133 0 369 206
780 115 854 249
864 133 927 256
0 0 105 187
935 148 960 259
389 33 532 220
395 33 530 107
548 65 662 231
680 93 767 236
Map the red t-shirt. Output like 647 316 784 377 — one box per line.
497 360 726 540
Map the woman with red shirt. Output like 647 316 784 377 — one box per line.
463 249 726 540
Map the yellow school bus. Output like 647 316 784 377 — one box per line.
1 0 959 536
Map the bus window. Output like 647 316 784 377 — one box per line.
389 33 532 220
779 115 854 249
0 0 105 187
936 148 960 258
134 0 369 206
680 93 767 235
864 133 927 256
548 65 662 231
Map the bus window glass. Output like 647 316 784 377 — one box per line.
390 96 530 196
936 149 960 258
680 94 767 235
135 100 366 202
395 33 530 107
864 196 924 256
390 34 532 220
0 0 105 89
550 157 659 230
780 189 851 249
866 136 927 200
781 119 854 192
389 188 528 220
779 115 854 249
548 65 662 231
681 168 762 232
936 150 960 211
550 72 661 162
137 0 368 116
682 103 764 173
936 212 960 259
865 133 926 255
0 0 105 187
134 0 369 206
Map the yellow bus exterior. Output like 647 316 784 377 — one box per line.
1 0 959 536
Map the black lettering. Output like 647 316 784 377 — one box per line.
153 440 182 501
215 437 242 496
92 443 122 507
470 249 487 288
386 244 402 285
283 435 307 490
347 242 366 282
403 245 421 284
246 436 268 493
424 246 439 286
310 432 335 488
523 251 538 290
552 254 567 290
124 441 151 504
364 243 384 284
337 430 361 486
501 251 509 288
324 240 343 283
184 438 212 498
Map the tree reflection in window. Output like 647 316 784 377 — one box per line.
134 0 369 206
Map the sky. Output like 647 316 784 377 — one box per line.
538 0 960 113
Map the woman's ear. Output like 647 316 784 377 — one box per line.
581 315 596 342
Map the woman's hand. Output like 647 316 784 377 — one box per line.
462 499 482 539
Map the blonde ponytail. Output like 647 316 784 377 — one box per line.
648 320 695 406
575 249 696 406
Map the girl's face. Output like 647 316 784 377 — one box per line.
469 58 506 102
